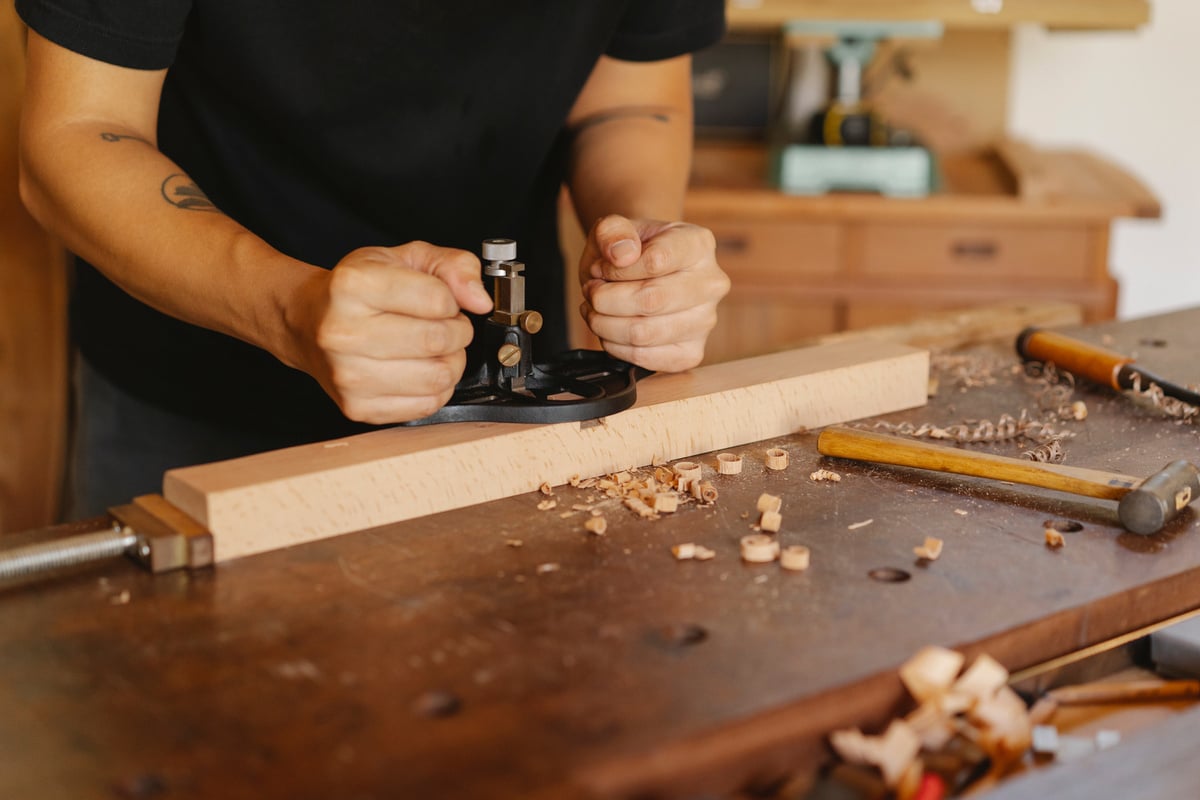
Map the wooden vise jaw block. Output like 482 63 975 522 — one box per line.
163 341 928 563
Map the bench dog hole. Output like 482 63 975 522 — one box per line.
661 622 708 647
868 567 911 583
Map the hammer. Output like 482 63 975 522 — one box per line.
1016 327 1200 407
816 426 1200 535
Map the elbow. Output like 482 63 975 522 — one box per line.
16 141 53 233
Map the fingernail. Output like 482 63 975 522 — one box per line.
610 239 637 263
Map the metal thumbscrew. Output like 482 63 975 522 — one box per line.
497 343 522 367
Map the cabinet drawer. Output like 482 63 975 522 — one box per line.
858 223 1091 281
699 220 841 278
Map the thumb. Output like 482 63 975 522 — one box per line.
592 214 642 269
427 249 493 315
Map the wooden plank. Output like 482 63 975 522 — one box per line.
727 0 1151 32
0 7 68 533
163 340 928 561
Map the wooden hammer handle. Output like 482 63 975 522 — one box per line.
817 426 1139 501
1016 327 1133 391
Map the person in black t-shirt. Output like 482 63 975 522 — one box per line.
16 2 731 517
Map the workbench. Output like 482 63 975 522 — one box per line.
4 308 1200 799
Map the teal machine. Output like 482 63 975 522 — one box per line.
772 20 943 198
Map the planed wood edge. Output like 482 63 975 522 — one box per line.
164 341 929 562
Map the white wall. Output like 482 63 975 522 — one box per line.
1009 0 1200 319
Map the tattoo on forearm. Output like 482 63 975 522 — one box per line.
570 107 673 136
100 132 151 145
161 173 219 212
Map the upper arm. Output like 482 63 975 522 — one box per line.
565 54 693 131
21 28 166 146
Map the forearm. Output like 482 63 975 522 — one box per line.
566 107 692 229
564 54 694 230
18 122 323 372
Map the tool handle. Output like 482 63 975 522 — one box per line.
1016 327 1133 391
817 426 1139 501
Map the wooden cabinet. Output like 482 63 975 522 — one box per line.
684 142 1154 362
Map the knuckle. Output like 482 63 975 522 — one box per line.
421 321 449 355
641 248 670 276
635 284 668 315
629 319 660 348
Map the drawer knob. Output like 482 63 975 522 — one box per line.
951 240 999 259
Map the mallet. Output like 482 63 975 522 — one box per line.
1016 327 1200 407
817 426 1200 535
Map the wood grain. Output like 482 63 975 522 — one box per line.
0 7 68 533
164 341 929 561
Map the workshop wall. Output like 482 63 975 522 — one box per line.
1010 0 1200 319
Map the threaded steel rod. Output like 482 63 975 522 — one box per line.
0 528 138 581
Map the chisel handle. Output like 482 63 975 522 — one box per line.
817 426 1139 501
1016 327 1133 391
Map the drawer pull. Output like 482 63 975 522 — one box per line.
951 240 999 259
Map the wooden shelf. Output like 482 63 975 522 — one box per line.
727 0 1151 32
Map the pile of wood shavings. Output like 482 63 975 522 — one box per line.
540 466 710 524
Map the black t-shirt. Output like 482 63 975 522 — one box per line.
17 1 725 440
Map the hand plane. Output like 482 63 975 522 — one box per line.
407 239 649 425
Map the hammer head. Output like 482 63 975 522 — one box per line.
1118 460 1200 535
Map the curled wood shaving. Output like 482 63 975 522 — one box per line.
539 482 553 496
536 499 557 511
1128 373 1200 423
1021 439 1066 464
584 516 608 536
1044 528 1065 548
809 469 842 482
868 409 1072 447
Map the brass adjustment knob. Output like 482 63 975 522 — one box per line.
519 311 543 335
497 343 522 367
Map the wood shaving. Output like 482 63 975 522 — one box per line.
756 493 782 514
809 469 842 482
1129 373 1200 423
568 474 582 487
764 448 789 470
539 482 553 496
652 493 679 513
536 498 557 511
536 562 560 574
913 536 944 561
1021 438 1066 463
740 534 780 563
868 409 1073 447
1044 528 1065 548
623 496 657 519
671 542 715 561
759 510 782 533
780 545 810 571
505 539 523 548
716 452 743 474
584 516 607 536
847 519 874 530
693 481 718 504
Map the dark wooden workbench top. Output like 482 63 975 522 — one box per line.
3 309 1200 800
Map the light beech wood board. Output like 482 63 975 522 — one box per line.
164 340 928 562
